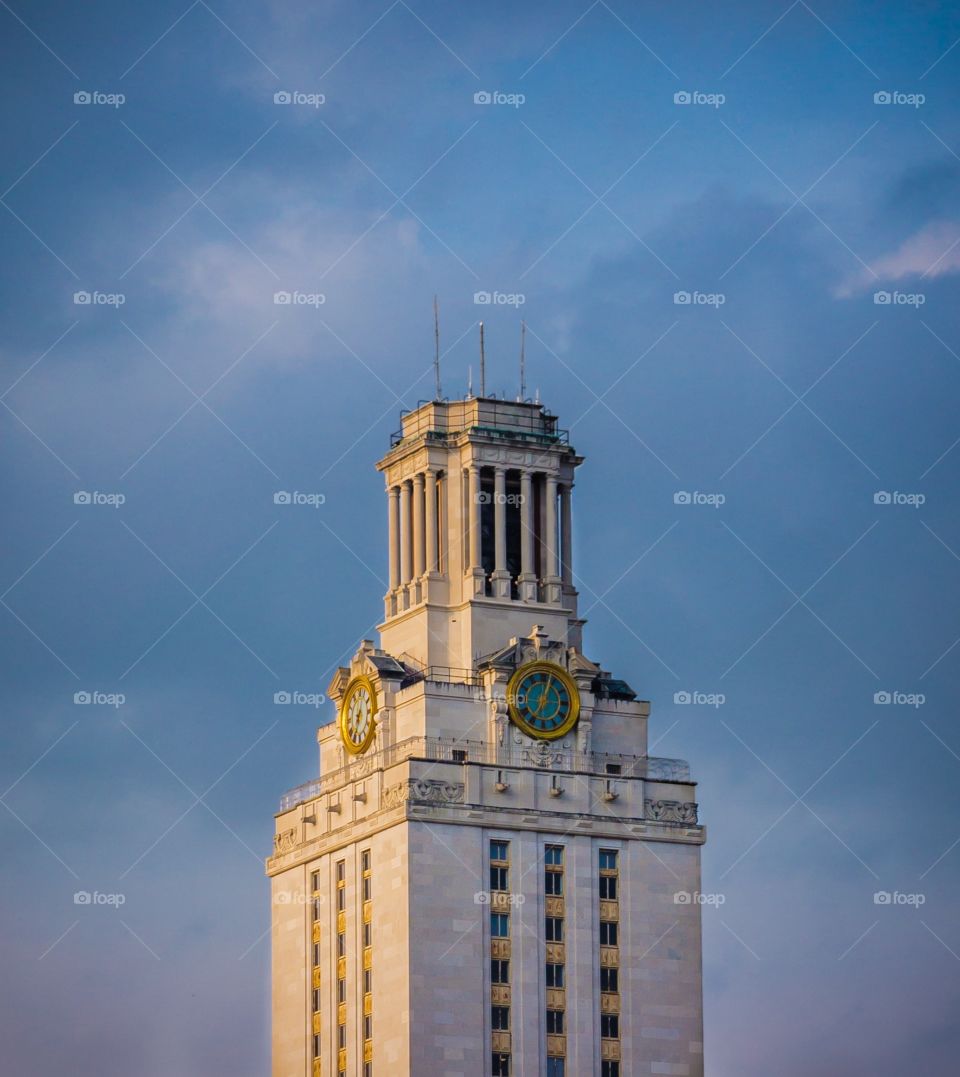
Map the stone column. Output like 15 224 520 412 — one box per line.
399 480 412 602
467 465 484 596
412 472 425 578
425 469 438 574
491 466 511 598
560 482 573 587
518 470 537 601
387 485 400 611
543 473 561 603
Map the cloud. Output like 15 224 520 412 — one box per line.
835 219 960 296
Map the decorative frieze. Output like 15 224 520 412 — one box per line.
273 827 297 854
645 798 698 824
382 779 465 809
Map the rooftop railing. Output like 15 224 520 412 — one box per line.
278 735 690 811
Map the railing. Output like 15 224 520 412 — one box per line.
278 735 690 811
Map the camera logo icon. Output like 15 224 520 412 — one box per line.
273 491 292 505
474 291 491 304
873 491 891 505
73 691 91 704
274 291 292 305
73 491 92 504
474 91 492 105
674 691 691 705
674 890 692 903
874 291 891 304
73 291 91 305
274 91 292 104
673 491 691 504
673 290 691 304
874 91 892 104
674 91 692 104
274 691 291 704
74 91 92 104
74 890 92 904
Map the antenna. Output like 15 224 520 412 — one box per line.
519 320 526 401
433 295 441 399
468 364 473 397
479 321 486 398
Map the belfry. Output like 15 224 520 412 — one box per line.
268 392 706 1077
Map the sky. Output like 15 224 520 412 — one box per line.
2 1 960 1074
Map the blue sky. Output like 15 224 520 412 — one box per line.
2 1 960 1073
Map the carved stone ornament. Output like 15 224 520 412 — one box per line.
523 739 564 769
383 779 465 809
644 799 698 824
273 827 297 854
491 696 509 746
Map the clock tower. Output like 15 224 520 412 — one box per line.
268 396 706 1077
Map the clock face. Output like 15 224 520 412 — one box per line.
506 662 580 741
339 676 377 755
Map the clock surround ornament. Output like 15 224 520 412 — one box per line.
339 675 378 755
506 660 580 741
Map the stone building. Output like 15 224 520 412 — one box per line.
267 396 705 1077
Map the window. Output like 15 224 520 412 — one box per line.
547 1059 565 1077
337 978 346 1003
452 748 467 763
605 763 622 775
601 1014 619 1039
364 1065 372 1077
491 912 509 938
337 932 346 958
363 969 372 994
490 840 508 862
364 1014 372 1040
545 962 564 988
546 1009 564 1034
601 1063 620 1077
545 917 563 942
599 874 618 900
361 850 371 873
491 959 509 984
600 966 619 993
311 870 321 890
544 869 563 895
313 988 321 1011
599 921 618 946
491 1005 510 1031
338 1023 347 1048
313 896 323 919
492 1054 510 1077
544 845 564 866
599 849 618 871
363 875 372 901
336 860 345 882
490 865 509 892
337 886 346 912
313 943 321 966
313 1034 321 1058
363 921 372 947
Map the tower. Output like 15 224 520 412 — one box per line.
268 395 706 1077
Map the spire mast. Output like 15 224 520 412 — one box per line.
479 321 486 398
433 295 441 399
